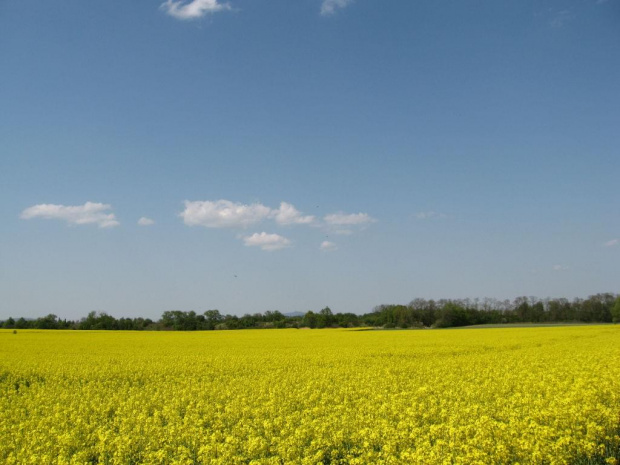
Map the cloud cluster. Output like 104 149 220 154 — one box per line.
243 232 291 251
20 198 374 252
20 202 119 228
161 0 231 19
179 199 374 251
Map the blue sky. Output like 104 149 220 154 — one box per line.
1 0 618 319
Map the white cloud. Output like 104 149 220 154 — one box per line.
604 239 618 247
416 211 447 220
334 229 353 235
181 199 317 229
161 0 231 20
324 212 375 226
180 200 271 228
243 232 291 251
321 0 354 16
271 202 314 225
138 217 155 226
553 265 569 271
320 240 337 251
20 202 119 228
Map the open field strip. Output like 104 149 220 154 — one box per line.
1 326 619 464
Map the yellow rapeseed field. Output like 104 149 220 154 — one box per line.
1 326 619 464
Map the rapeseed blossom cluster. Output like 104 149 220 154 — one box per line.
0 326 619 464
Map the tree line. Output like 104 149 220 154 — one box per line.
2 293 619 331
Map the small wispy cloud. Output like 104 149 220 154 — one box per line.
320 0 354 16
324 212 375 226
161 0 231 20
550 9 573 28
243 232 291 251
416 211 447 220
553 264 569 271
20 202 119 228
138 217 155 226
320 240 337 251
604 239 618 247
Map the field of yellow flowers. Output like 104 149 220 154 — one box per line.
1 326 619 464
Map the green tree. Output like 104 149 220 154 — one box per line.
612 297 620 323
514 296 531 322
436 302 471 328
204 309 222 330
35 314 59 329
317 307 334 328
302 311 318 329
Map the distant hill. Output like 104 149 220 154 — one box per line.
284 312 305 318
